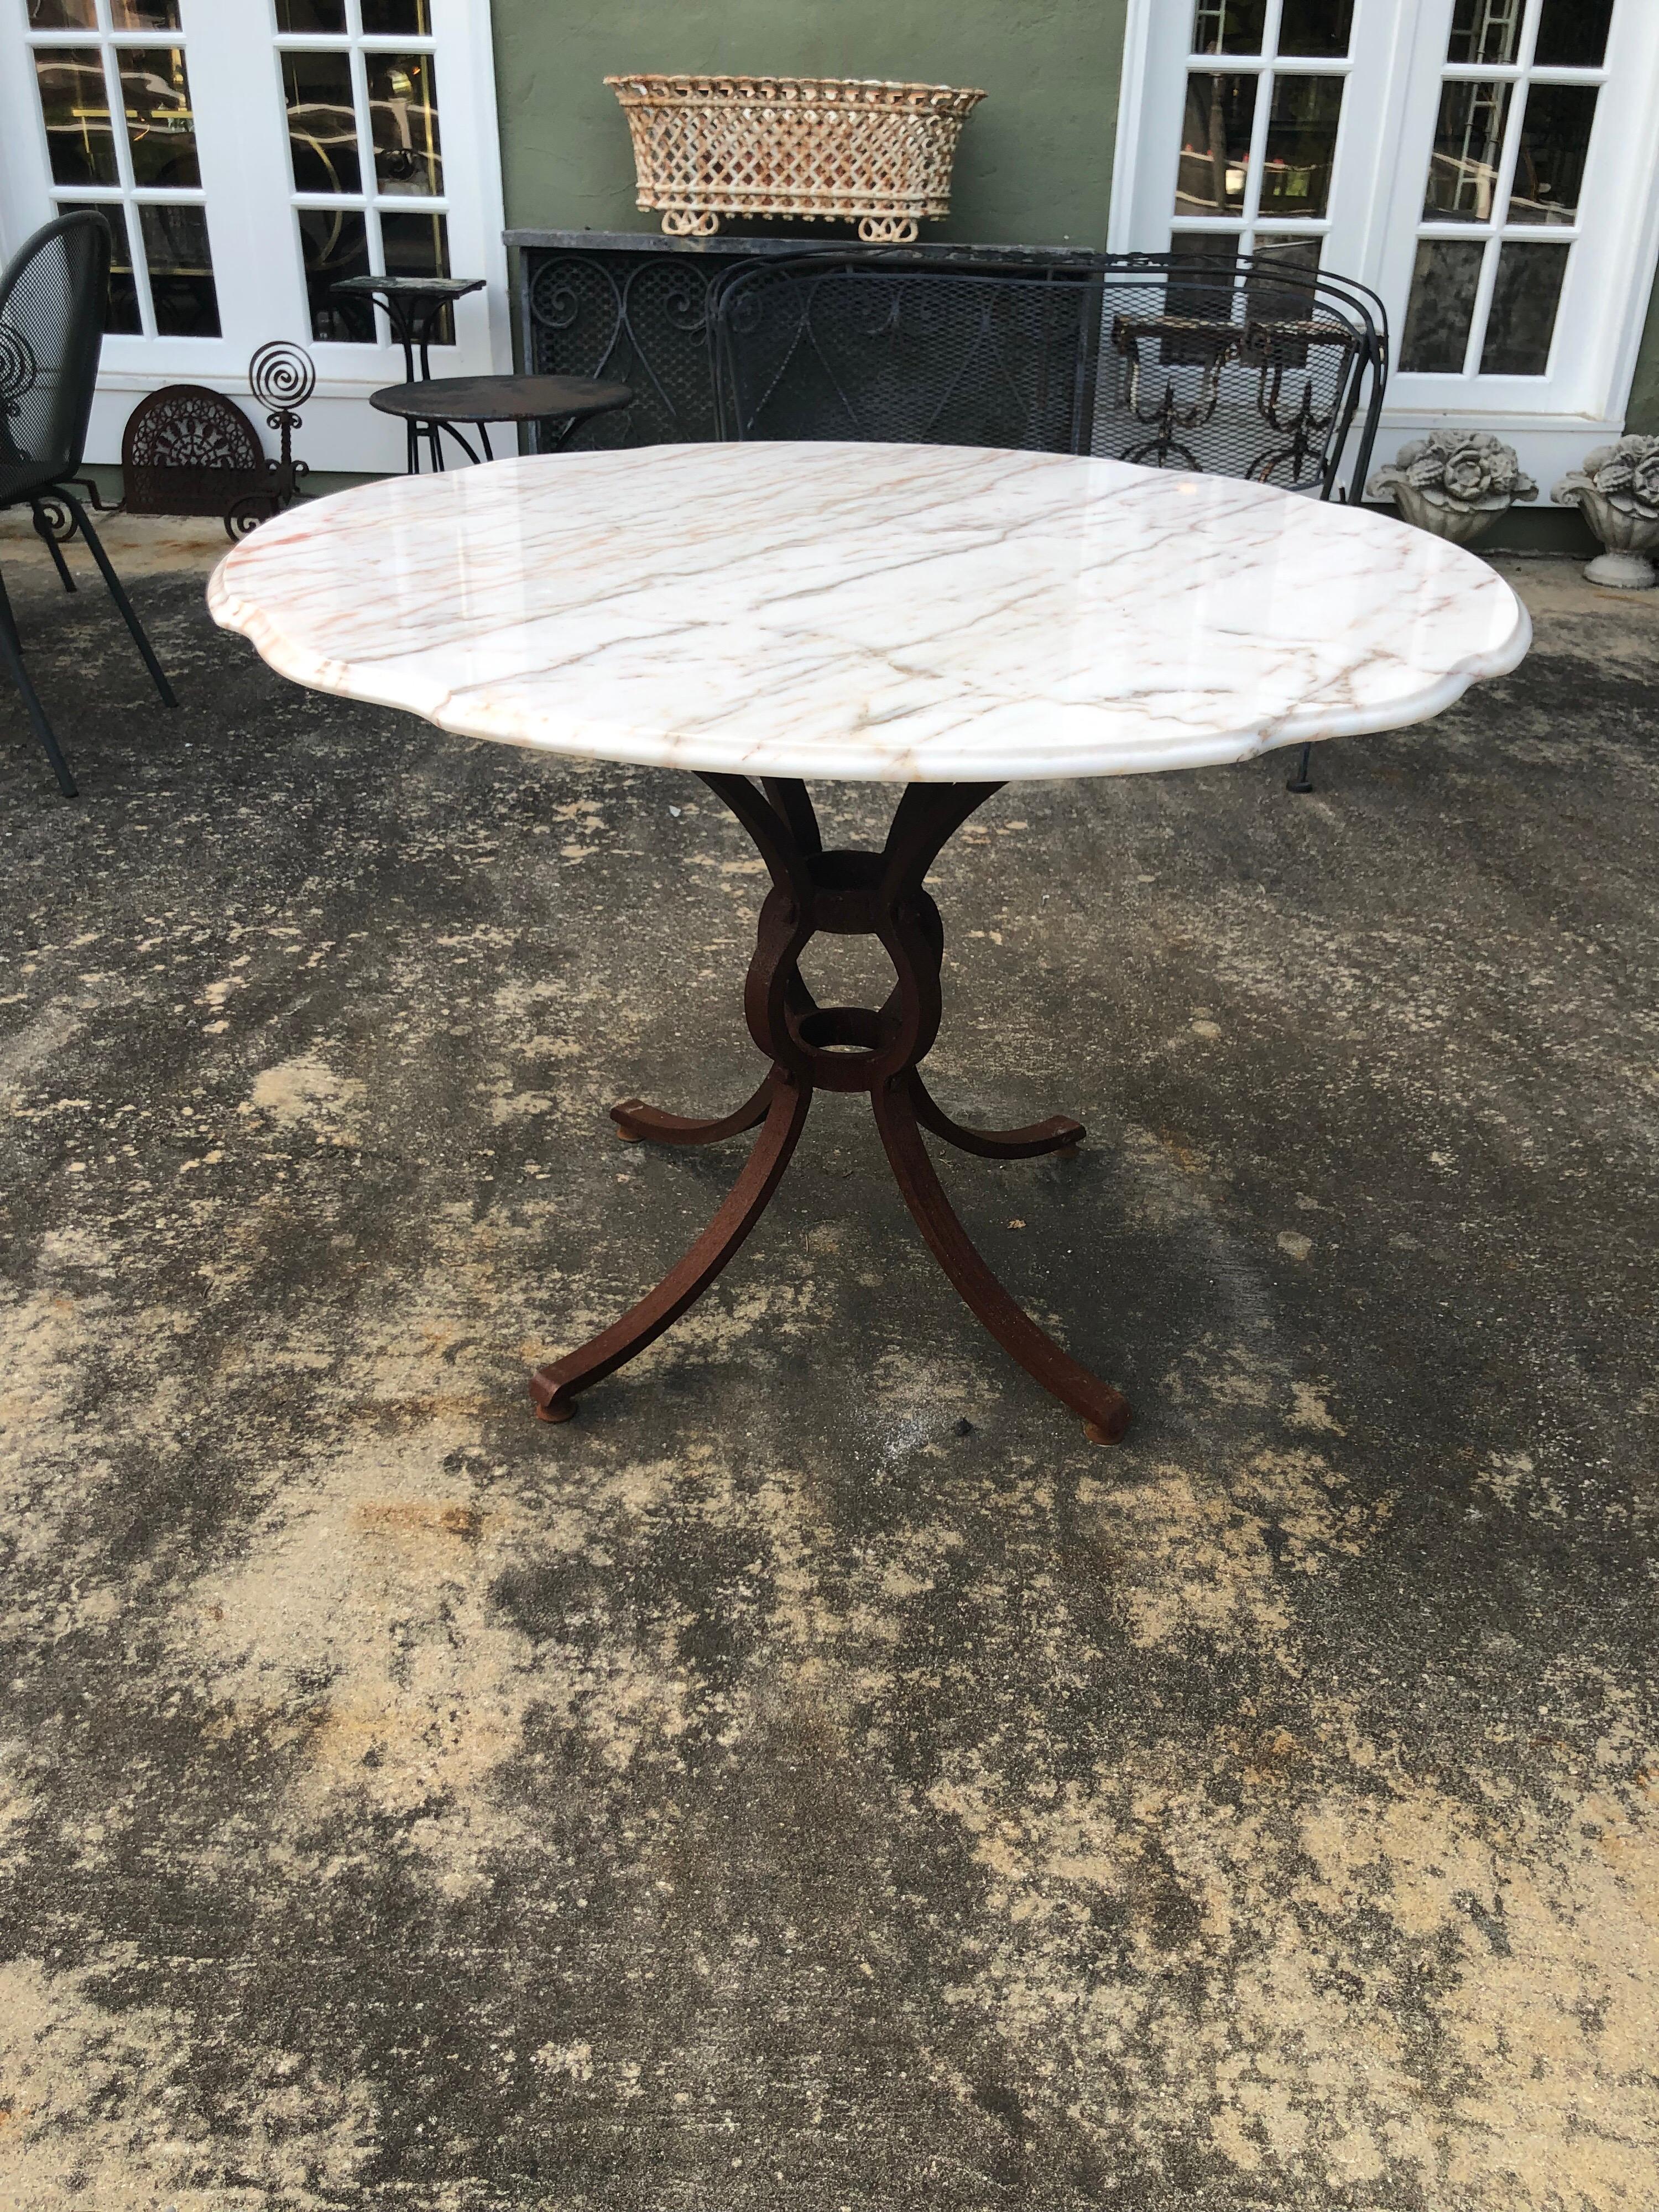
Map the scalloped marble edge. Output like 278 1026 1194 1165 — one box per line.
207 447 1533 785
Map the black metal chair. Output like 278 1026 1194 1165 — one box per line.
0 212 176 797
711 248 1389 791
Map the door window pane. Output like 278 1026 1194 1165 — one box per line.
34 50 118 187
109 1 182 25
1447 0 1526 66
380 209 453 340
367 51 441 197
1480 242 1568 373
1277 0 1354 58
1190 1 1266 55
117 47 200 188
1177 74 1255 215
282 48 362 194
139 202 220 337
1400 238 1484 371
1259 72 1343 218
1508 84 1598 226
1534 0 1613 69
276 1 348 29
297 207 374 341
361 0 434 30
55 200 142 332
27 0 98 24
1423 80 1512 220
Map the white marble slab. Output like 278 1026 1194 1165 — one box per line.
207 442 1530 783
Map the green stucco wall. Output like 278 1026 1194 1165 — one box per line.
488 0 1130 250
1623 281 1659 436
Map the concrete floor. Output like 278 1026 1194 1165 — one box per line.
1 512 1656 2210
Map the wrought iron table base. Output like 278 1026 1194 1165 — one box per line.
529 775 1131 1444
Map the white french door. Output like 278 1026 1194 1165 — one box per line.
0 0 510 474
1110 0 1659 494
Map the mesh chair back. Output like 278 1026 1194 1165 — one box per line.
712 255 1104 457
712 247 1387 503
0 213 109 509
1089 253 1387 502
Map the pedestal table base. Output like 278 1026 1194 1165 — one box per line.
529 777 1130 1444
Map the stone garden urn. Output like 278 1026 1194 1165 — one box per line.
1552 435 1659 588
1367 430 1538 547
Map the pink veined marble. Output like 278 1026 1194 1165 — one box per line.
208 441 1531 782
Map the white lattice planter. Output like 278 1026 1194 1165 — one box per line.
605 74 985 243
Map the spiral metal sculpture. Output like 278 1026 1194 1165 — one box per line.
249 338 316 421
0 321 37 412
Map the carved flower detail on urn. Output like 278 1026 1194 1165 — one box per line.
1553 435 1659 588
1368 431 1538 547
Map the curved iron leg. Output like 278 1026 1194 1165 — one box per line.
910 1073 1084 1160
530 1071 812 1422
1286 741 1314 794
611 1072 777 1147
31 504 77 593
872 1075 1130 1444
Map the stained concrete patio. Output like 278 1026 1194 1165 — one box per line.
1 512 1655 2210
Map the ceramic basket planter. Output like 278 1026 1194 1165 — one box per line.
1367 431 1537 547
1553 436 1659 588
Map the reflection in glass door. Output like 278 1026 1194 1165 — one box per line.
24 0 220 338
274 0 454 347
1400 0 1613 377
1172 0 1357 287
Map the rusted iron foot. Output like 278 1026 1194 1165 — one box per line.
610 1073 776 1148
529 1071 810 1423
910 1073 1084 1160
873 1074 1130 1445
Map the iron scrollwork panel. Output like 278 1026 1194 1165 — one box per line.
526 249 734 453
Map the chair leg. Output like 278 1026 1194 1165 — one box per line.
59 492 178 709
1286 742 1314 794
30 503 78 593
0 565 77 797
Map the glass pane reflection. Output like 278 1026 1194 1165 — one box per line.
1190 1 1266 55
1260 72 1343 218
367 50 441 196
34 49 118 187
1480 242 1569 374
296 207 374 342
117 46 200 189
1400 237 1484 371
27 0 98 24
275 1 348 29
108 1 182 25
380 209 452 340
1534 0 1612 69
283 48 361 194
1176 74 1255 215
139 202 220 337
1277 0 1353 58
361 0 434 31
1509 84 1598 226
1423 79 1511 221
56 200 142 332
1447 0 1524 66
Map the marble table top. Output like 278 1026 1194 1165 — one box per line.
208 442 1530 784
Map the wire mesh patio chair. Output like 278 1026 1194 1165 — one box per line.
0 212 178 797
711 248 1389 791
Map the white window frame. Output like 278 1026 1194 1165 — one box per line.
1109 0 1659 495
0 0 510 475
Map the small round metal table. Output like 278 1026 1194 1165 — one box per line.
208 442 1530 1445
369 374 635 473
